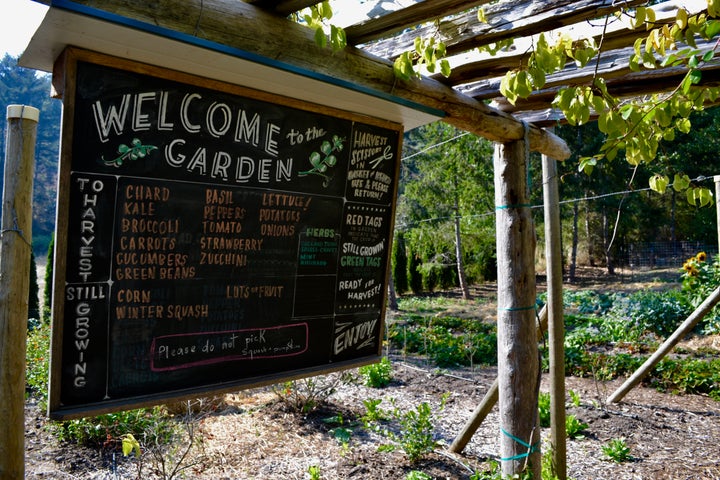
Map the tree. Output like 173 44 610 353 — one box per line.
0 54 62 257
399 122 494 298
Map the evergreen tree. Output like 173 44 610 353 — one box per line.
42 233 54 324
0 54 62 257
391 231 408 294
28 251 40 322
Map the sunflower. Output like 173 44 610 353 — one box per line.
683 261 694 273
696 251 707 262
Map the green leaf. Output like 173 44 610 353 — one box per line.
439 59 451 77
649 174 669 194
314 27 327 48
673 173 691 192
578 156 597 175
705 20 720 38
698 187 714 206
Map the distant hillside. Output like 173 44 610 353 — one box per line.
0 54 61 257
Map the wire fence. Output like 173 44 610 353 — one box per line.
616 241 718 269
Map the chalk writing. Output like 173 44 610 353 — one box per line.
150 323 308 371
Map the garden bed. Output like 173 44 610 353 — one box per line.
23 267 720 479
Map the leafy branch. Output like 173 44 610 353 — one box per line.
393 32 452 81
495 1 720 206
294 1 346 52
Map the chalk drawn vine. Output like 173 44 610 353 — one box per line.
101 138 157 168
299 135 344 187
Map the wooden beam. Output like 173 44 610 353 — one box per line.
49 0 571 159
362 0 646 60
345 0 491 46
242 0 317 17
433 0 707 88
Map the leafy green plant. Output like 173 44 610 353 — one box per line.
568 390 581 407
652 357 720 397
358 357 393 388
679 252 720 333
375 398 445 463
294 1 346 52
52 406 176 448
565 415 588 439
361 398 387 427
538 392 551 428
602 437 632 462
393 36 451 80
406 471 433 480
26 321 51 407
308 464 322 480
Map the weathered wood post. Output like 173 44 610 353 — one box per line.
449 305 547 454
494 132 540 478
0 104 39 479
541 147 566 479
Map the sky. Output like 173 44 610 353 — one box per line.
1 0 48 57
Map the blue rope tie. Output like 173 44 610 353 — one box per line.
495 203 531 210
500 427 540 462
499 305 536 312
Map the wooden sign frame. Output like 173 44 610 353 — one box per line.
48 48 402 419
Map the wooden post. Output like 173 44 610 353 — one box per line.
607 284 720 403
449 305 547 453
0 104 39 480
541 147 566 480
494 136 540 478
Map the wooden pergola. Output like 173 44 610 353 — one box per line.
18 0 719 478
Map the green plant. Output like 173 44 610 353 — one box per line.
26 321 51 407
602 437 632 462
538 392 551 428
272 374 349 413
377 399 444 463
406 471 433 480
358 357 393 388
308 464 322 480
568 390 581 407
565 414 588 439
52 406 176 448
679 252 720 333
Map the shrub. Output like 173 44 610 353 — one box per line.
52 406 176 448
358 357 393 388
26 321 51 406
272 373 350 413
606 290 689 338
392 232 409 294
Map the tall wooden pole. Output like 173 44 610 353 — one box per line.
541 148 566 479
449 305 547 454
0 105 39 479
494 136 540 478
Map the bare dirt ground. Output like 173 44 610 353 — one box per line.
24 267 720 479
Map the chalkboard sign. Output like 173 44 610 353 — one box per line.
48 48 402 419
